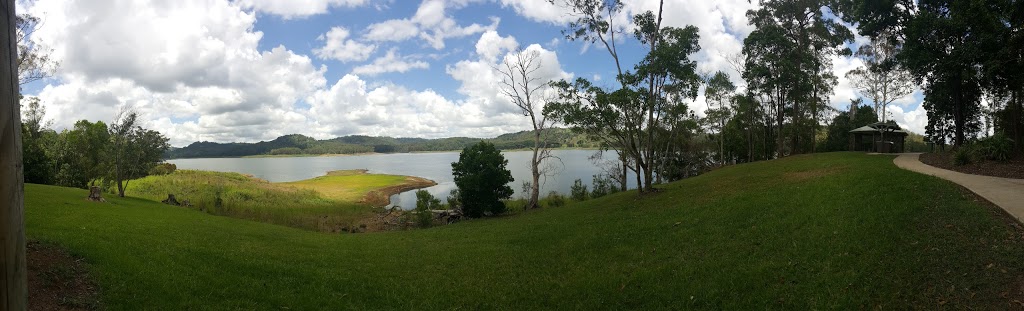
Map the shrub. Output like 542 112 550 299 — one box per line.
591 173 619 198
446 189 461 212
953 147 973 166
414 190 441 228
451 142 514 218
544 191 566 208
974 135 1015 162
149 162 177 175
570 179 589 201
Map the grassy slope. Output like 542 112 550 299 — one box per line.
124 170 422 232
26 153 1024 309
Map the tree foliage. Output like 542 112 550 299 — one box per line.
109 109 170 197
451 142 514 218
547 0 704 192
16 11 59 85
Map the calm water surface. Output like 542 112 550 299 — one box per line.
168 150 635 209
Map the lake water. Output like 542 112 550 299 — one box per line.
168 150 635 209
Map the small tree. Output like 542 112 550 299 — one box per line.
414 190 442 228
108 108 170 197
570 179 589 201
451 142 514 218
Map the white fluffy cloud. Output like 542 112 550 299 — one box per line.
352 49 430 75
308 32 572 138
360 0 499 49
313 27 377 62
236 0 368 19
26 0 325 145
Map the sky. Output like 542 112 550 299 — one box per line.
20 0 928 147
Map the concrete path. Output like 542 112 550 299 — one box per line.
893 153 1024 222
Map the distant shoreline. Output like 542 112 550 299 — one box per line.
167 147 605 160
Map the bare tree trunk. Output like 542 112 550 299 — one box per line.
619 154 627 192
0 0 27 307
528 130 540 209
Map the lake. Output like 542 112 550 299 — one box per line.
168 149 636 209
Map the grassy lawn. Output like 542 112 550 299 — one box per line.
25 152 1024 309
123 169 431 232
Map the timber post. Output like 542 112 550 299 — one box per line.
0 0 27 309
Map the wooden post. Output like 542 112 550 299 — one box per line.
0 0 27 309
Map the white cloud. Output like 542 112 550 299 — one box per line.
352 49 430 76
475 30 519 63
313 27 377 62
310 32 573 139
236 0 367 19
26 0 325 146
359 0 498 50
364 19 420 42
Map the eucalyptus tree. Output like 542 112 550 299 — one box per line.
15 11 58 85
546 0 703 192
703 71 735 165
743 0 853 156
498 48 557 210
901 0 991 146
845 32 914 124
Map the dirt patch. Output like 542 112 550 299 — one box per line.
782 165 849 182
360 176 437 207
920 152 1024 179
27 241 100 311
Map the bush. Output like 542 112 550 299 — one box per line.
570 179 589 201
591 173 619 198
544 191 566 208
451 142 514 218
149 162 177 175
953 148 972 166
974 135 1015 162
414 190 441 228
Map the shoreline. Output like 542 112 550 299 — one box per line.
169 147 606 160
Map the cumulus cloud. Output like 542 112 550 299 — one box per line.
313 27 377 62
236 0 368 19
364 19 420 42
352 49 430 76
360 0 499 49
309 32 573 139
26 0 325 146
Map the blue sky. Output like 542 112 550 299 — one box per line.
21 0 927 147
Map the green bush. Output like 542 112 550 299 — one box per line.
149 162 177 176
953 147 973 166
544 191 566 208
974 135 1015 162
414 190 441 228
451 142 513 218
591 174 619 198
570 179 589 201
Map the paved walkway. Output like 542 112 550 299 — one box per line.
893 153 1024 222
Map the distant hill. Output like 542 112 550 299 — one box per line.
165 128 599 159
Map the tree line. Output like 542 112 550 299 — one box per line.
21 100 169 197
516 0 1023 196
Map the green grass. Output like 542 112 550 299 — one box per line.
282 170 420 203
25 152 1024 309
123 170 418 232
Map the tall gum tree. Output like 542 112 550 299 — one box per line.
498 48 557 210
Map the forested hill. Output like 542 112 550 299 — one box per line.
165 128 599 159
